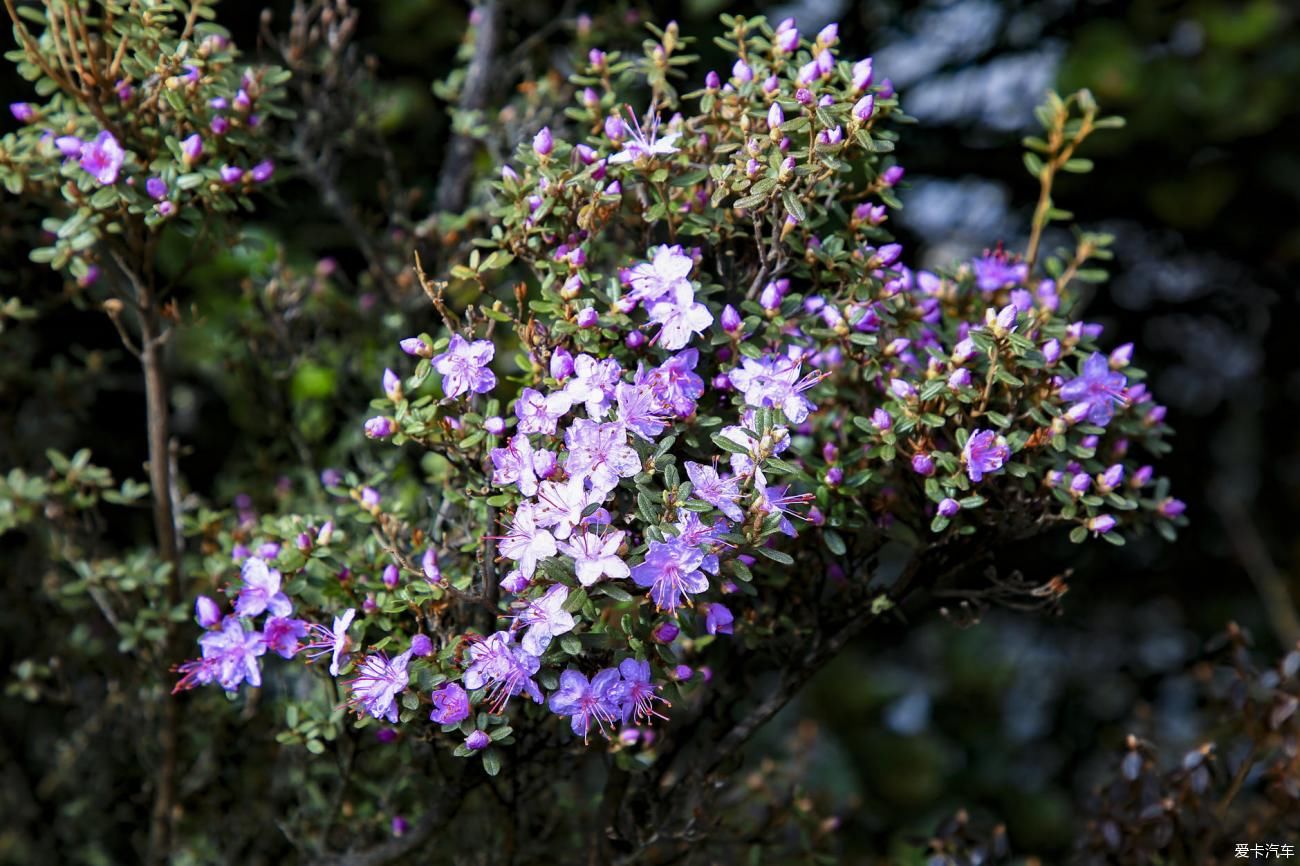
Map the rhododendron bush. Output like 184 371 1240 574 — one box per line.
11 4 1297 866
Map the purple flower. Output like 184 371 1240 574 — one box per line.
9 102 35 122
515 584 576 656
491 433 539 497
79 131 125 185
263 616 307 658
870 408 892 430
195 595 222 628
564 354 622 419
1087 515 1117 535
430 682 471 725
400 336 431 358
432 334 496 400
852 57 874 91
145 177 168 200
304 608 355 676
422 548 442 583
548 667 622 741
410 634 434 657
608 109 680 164
626 244 693 306
251 159 274 182
174 615 266 693
576 307 599 328
564 418 641 494
720 304 743 334
499 503 557 578
774 18 799 53
704 603 734 636
180 133 203 166
234 556 292 618
971 251 1028 293
911 453 935 477
728 352 820 424
937 498 961 517
637 349 705 417
219 165 243 185
515 386 573 435
962 429 1010 482
648 281 712 350
465 730 490 751
532 126 554 156
652 621 679 643
462 631 544 711
615 381 667 441
632 538 709 612
1157 497 1186 519
684 461 744 522
345 647 414 723
1059 352 1128 426
533 477 594 541
613 658 668 724
558 529 629 586
364 416 395 439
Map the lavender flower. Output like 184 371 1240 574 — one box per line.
608 109 680 164
647 281 712 351
430 682 471 725
564 354 622 419
558 529 629 586
1059 352 1128 426
465 730 490 751
263 616 307 658
613 658 669 724
78 131 125 185
345 647 414 723
564 419 641 494
962 429 1010 482
304 608 356 676
432 334 497 400
971 251 1029 292
500 503 558 578
548 667 622 741
728 352 821 424
195 595 221 628
684 461 745 522
234 556 292 618
516 584 576 656
615 381 667 441
491 433 539 497
173 615 266 693
626 244 693 306
632 538 709 612
515 386 573 435
462 631 544 711
704 603 734 636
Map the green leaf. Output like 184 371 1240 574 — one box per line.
482 748 501 776
781 190 806 224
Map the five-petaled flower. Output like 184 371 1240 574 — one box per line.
1060 352 1128 426
433 334 497 400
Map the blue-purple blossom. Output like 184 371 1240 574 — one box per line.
728 352 820 423
433 334 496 400
535 477 595 540
632 538 709 612
704 603 734 636
195 595 221 628
78 131 125 184
623 247 694 306
515 386 572 435
684 461 744 522
548 667 621 741
304 608 355 676
615 381 667 441
263 616 307 658
637 349 705 417
345 647 414 723
1059 352 1128 426
429 682 471 725
516 584 576 656
937 498 961 517
499 503 557 578
972 251 1028 292
613 658 669 724
648 281 712 351
174 615 266 693
608 109 680 164
564 354 622 419
962 429 1010 482
558 529 629 586
491 433 539 496
564 418 641 494
462 631 544 712
234 557 292 618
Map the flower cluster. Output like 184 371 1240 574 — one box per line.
174 15 1182 773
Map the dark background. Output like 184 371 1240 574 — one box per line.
3 0 1298 861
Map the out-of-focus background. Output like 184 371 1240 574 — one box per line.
2 0 1298 862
